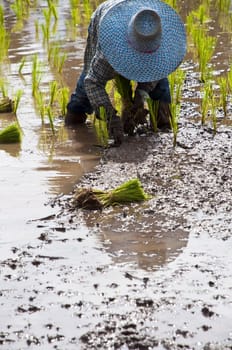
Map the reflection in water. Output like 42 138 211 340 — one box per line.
84 208 189 271
36 122 100 194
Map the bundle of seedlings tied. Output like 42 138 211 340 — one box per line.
0 123 22 143
72 178 151 210
0 97 14 113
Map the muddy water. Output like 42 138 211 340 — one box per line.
0 3 100 252
0 0 187 269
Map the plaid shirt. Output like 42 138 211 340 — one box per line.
84 0 158 118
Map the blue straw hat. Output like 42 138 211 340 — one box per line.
99 0 186 82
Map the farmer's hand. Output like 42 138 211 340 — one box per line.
108 115 124 146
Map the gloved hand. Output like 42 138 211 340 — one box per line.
108 115 124 146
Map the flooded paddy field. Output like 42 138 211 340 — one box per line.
0 0 232 349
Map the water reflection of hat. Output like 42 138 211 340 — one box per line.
99 0 186 82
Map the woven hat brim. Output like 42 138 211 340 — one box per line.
99 0 186 82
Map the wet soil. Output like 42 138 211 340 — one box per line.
1 92 232 349
0 2 232 350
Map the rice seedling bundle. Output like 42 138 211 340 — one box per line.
0 97 13 113
73 178 151 209
0 123 22 143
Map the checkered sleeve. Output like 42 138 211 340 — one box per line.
84 49 117 119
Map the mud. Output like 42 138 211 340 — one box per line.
0 1 232 349
1 82 232 349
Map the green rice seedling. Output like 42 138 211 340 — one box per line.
83 0 93 23
0 7 10 62
32 54 42 96
216 0 231 12
47 0 58 21
46 105 55 134
13 89 23 114
58 86 70 116
194 29 216 82
41 8 52 45
34 90 46 123
201 82 212 125
10 0 30 21
94 106 109 146
114 75 133 106
0 5 4 27
34 19 39 40
0 79 8 98
169 68 186 104
18 56 26 75
0 96 13 113
147 98 158 133
49 81 58 106
217 76 228 117
73 178 151 209
170 102 180 147
0 123 22 143
210 95 217 135
48 45 67 74
227 63 232 92
191 4 209 25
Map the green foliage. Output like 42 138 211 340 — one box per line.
0 97 13 113
0 123 22 143
147 98 159 133
94 178 151 207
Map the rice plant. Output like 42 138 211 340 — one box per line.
0 123 22 143
58 86 70 116
18 56 26 75
210 95 217 135
194 29 216 82
0 78 8 98
94 106 109 146
217 76 228 117
170 103 180 147
147 98 158 133
32 54 42 96
227 63 232 92
13 89 23 114
46 105 55 134
48 45 67 74
34 90 46 123
201 82 212 125
49 81 58 106
0 6 10 62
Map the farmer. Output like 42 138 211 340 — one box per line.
65 0 186 145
